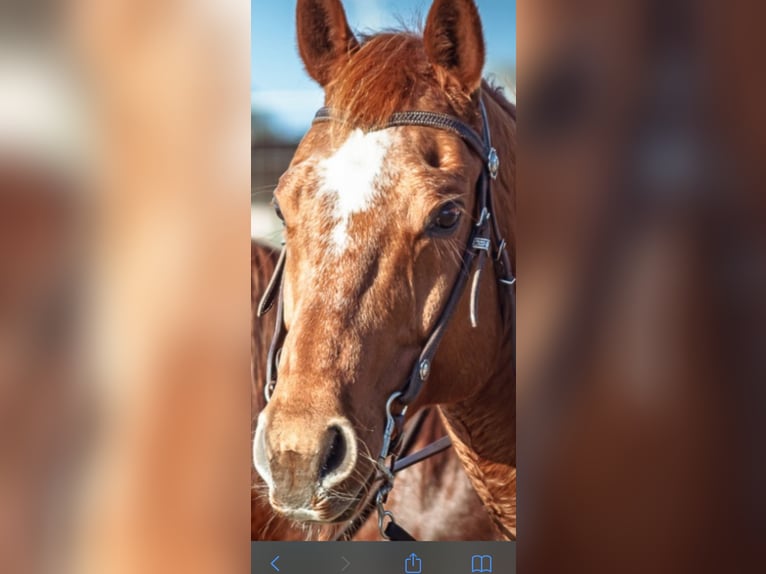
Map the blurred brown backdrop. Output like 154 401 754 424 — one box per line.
1 1 251 573
518 0 766 572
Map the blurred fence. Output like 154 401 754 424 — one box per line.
251 140 296 244
251 141 296 203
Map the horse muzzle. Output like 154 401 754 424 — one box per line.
253 410 364 522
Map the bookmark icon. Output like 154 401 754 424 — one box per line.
471 554 493 573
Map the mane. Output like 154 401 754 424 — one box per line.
325 31 474 129
482 79 517 121
479 80 516 341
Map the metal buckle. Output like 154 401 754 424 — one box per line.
487 147 500 180
475 206 490 227
376 488 396 539
374 390 409 539
472 237 491 251
378 391 408 465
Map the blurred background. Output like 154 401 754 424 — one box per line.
1 0 250 573
518 0 766 572
251 0 516 246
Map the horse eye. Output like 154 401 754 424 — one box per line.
429 201 462 234
272 198 284 221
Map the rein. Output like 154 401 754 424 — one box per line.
329 407 451 541
257 90 515 540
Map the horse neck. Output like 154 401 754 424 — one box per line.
437 348 516 538
436 91 517 538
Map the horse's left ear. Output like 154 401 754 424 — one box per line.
296 0 359 88
423 0 485 93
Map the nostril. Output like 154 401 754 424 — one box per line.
319 425 347 481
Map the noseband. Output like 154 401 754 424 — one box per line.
257 91 516 540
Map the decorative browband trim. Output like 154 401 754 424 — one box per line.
313 107 490 168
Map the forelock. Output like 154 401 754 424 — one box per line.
325 32 473 130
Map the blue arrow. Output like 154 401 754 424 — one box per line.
270 555 280 572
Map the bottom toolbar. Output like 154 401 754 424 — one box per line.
252 541 515 574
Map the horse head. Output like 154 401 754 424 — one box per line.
254 0 514 524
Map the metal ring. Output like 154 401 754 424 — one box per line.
376 489 396 539
385 391 408 419
378 391 408 463
377 509 394 539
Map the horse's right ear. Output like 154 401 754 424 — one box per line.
424 0 485 93
296 0 359 87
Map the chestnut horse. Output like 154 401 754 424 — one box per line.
253 0 516 539
251 239 497 540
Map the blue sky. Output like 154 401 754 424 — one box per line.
252 0 516 138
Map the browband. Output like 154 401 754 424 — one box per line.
313 107 491 163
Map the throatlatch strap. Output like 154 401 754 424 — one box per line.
257 248 286 317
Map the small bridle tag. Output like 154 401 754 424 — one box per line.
472 237 491 251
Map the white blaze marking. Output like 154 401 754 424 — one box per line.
319 129 392 252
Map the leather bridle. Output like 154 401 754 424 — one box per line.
257 90 515 540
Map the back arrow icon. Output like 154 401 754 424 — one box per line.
340 556 350 572
270 555 280 572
